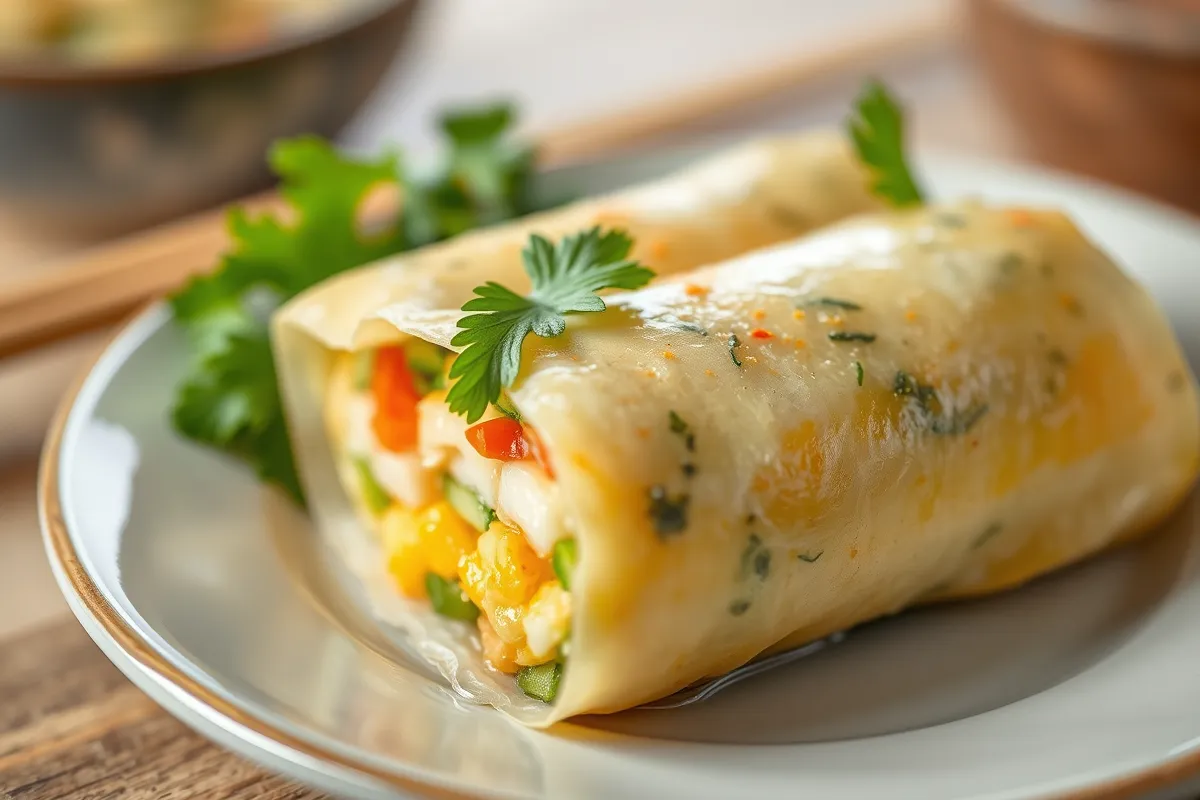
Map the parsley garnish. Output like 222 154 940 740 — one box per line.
797 551 824 563
847 79 925 207
168 103 535 504
893 370 989 436
728 599 751 616
829 331 876 343
668 410 695 452
648 485 690 538
854 360 865 386
806 296 862 311
739 533 772 581
728 334 743 367
446 227 655 422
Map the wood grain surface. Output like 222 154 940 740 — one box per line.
0 619 327 800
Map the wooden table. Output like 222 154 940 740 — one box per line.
0 8 1075 797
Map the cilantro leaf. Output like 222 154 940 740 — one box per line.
172 137 406 327
404 103 536 246
171 327 305 505
445 228 655 422
847 79 925 207
168 102 537 503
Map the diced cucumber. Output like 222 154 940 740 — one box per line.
352 457 391 515
493 393 521 421
352 349 376 391
517 662 562 703
552 539 577 591
425 573 480 621
443 474 495 532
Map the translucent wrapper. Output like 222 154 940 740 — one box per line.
278 195 1199 724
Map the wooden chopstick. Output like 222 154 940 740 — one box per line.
0 9 952 363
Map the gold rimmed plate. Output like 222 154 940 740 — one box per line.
40 146 1200 800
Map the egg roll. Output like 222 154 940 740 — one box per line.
276 201 1199 726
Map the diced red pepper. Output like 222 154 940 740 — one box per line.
372 346 421 452
466 417 529 461
465 418 556 478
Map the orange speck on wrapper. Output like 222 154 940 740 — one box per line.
793 309 806 321
684 283 710 297
752 309 767 321
905 309 919 322
750 328 774 340
663 350 677 360
849 547 859 560
1008 209 1034 227
650 239 671 260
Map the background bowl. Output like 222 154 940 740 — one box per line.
0 0 422 239
968 0 1200 213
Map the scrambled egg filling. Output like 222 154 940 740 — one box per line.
382 500 572 671
331 347 573 677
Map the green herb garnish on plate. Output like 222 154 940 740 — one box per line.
167 103 536 506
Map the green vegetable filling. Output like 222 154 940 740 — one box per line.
552 539 578 591
352 457 391 515
407 339 450 393
352 349 376 391
517 661 563 703
443 474 495 532
425 573 480 621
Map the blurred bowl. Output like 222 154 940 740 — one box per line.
968 0 1200 211
0 0 422 239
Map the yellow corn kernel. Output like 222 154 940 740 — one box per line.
478 617 521 674
418 502 478 579
458 522 552 609
381 506 427 598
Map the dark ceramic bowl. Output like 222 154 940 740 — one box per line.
0 0 422 238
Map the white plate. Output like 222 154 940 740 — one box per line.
41 145 1200 800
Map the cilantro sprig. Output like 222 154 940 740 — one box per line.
847 79 925 207
169 103 535 505
445 228 655 422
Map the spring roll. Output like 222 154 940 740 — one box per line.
276 200 1199 726
277 131 878 355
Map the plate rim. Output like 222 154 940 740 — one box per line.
36 144 1200 800
38 302 483 800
